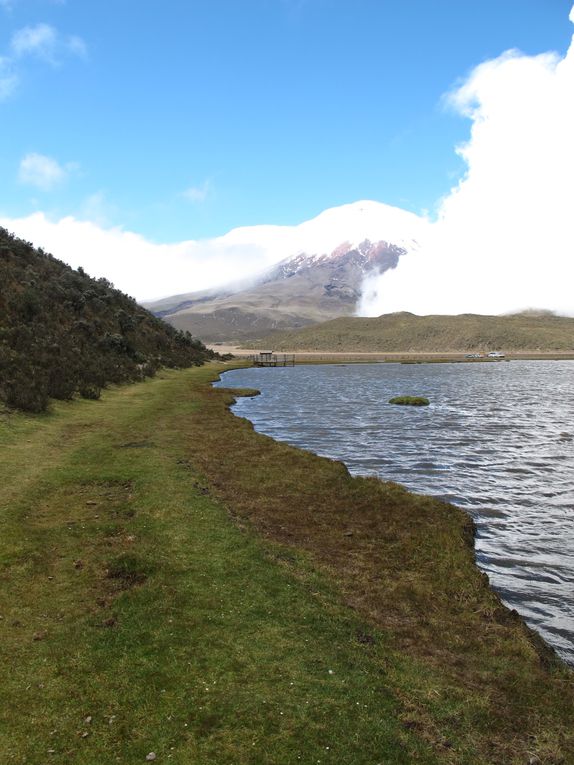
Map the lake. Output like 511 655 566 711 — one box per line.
216 361 574 664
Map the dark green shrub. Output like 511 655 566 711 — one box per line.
79 384 101 400
3 375 49 412
389 396 430 406
0 225 216 413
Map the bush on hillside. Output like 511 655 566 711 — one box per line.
0 227 216 412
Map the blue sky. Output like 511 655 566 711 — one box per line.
1 0 572 242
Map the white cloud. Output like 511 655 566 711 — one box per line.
11 23 59 62
0 56 18 100
78 191 116 227
0 201 415 303
0 212 297 302
0 23 87 101
359 6 574 317
182 180 211 204
1 23 87 88
67 34 87 59
10 23 87 64
18 152 73 190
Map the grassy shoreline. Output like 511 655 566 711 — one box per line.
1 363 573 764
210 346 574 364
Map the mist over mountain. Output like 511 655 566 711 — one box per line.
145 201 426 342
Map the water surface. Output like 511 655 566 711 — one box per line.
216 361 574 663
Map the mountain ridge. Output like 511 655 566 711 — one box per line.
145 200 427 342
150 238 408 342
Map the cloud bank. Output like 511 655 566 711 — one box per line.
0 212 306 301
358 6 574 317
0 201 422 303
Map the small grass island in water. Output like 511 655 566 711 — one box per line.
389 395 430 406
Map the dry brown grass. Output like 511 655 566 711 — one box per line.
180 365 574 764
259 311 574 353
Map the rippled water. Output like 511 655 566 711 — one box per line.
216 361 574 663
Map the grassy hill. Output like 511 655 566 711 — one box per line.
256 311 574 352
0 227 215 412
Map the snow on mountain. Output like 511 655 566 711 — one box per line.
146 200 428 314
145 201 429 343
264 239 407 284
214 200 426 267
290 200 426 254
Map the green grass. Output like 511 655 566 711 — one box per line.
0 367 437 764
1 363 573 764
389 396 430 406
258 311 574 353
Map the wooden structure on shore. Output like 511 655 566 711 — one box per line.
250 351 295 368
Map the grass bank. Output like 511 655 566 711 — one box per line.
1 363 573 764
254 312 574 354
211 346 574 365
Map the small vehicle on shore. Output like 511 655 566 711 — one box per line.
487 351 505 358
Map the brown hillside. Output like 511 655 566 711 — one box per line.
256 311 574 352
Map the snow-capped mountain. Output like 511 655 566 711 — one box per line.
264 238 406 283
145 200 428 343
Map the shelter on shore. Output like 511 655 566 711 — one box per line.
250 351 295 367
